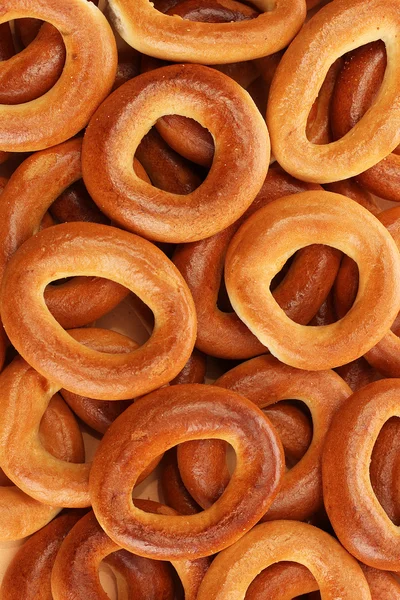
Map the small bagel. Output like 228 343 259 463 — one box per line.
225 191 400 370
1 222 196 400
83 64 269 243
0 0 117 152
90 384 284 560
267 0 400 183
106 0 306 64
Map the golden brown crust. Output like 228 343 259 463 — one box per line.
0 15 11 166
246 562 317 599
82 64 269 243
142 0 259 167
1 222 196 400
323 379 400 570
50 180 109 225
225 191 400 370
90 384 284 560
335 358 380 393
267 0 400 182
170 348 207 385
324 179 379 215
0 329 159 509
176 401 312 512
0 356 90 508
0 0 117 152
306 59 342 145
361 564 400 598
197 521 371 599
245 560 400 599
106 0 306 64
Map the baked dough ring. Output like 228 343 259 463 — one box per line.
0 394 84 540
196 521 371 599
324 179 379 215
0 0 117 152
0 138 129 329
172 402 312 514
225 191 400 370
172 400 313 515
90 384 284 560
106 0 306 64
0 20 11 166
267 0 400 183
141 0 258 168
323 379 400 570
82 64 269 243
1 222 196 400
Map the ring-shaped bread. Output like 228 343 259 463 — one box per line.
0 222 196 400
0 0 117 152
225 191 400 370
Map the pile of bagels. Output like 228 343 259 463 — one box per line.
0 0 400 598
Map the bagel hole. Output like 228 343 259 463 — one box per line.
268 247 366 327
1 19 66 105
247 564 318 598
328 41 387 144
331 255 360 324
99 562 118 600
134 124 209 192
131 461 164 503
42 283 151 348
217 273 234 313
263 400 313 469
370 416 400 526
218 256 293 314
151 0 262 19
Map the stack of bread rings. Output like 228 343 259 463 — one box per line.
1 0 400 597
